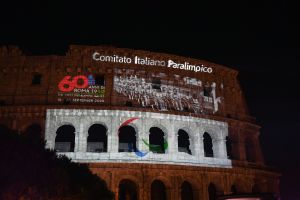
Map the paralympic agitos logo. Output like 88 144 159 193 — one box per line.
119 118 168 157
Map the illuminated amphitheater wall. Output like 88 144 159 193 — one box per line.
0 45 280 200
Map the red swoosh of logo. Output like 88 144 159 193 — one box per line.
120 117 139 127
118 117 139 135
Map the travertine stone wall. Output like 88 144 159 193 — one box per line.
45 109 231 167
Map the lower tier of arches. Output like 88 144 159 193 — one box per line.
88 163 280 200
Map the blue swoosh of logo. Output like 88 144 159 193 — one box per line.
128 143 148 157
135 150 148 157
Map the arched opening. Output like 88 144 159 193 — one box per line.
87 124 107 152
252 184 261 194
95 74 105 86
118 179 138 200
208 183 217 200
245 138 256 162
31 73 42 85
119 125 137 152
55 125 75 152
231 185 237 194
226 136 233 159
24 123 42 142
181 181 194 200
151 180 167 200
203 132 214 157
149 127 166 154
178 129 192 155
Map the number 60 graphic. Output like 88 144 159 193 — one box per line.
58 75 88 92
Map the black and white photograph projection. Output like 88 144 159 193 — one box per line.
113 68 221 114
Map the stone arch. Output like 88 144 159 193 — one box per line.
147 121 168 138
151 179 168 200
86 121 109 134
118 125 137 152
116 174 141 188
55 121 76 132
149 126 167 154
202 126 219 141
208 183 217 200
203 132 214 157
55 124 76 152
118 179 139 200
118 117 141 139
177 126 195 141
179 177 201 200
177 129 192 155
87 123 108 152
207 182 224 200
147 176 172 200
181 181 193 200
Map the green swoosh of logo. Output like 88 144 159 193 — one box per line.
142 138 168 152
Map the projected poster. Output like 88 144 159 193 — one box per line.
57 74 105 104
113 68 222 114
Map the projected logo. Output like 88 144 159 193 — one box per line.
118 118 168 157
57 75 105 104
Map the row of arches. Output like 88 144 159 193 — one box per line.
54 124 216 157
118 179 194 200
117 179 263 200
53 123 258 161
0 122 258 162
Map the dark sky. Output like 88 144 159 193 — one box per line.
1 1 299 199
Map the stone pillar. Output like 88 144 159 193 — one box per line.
192 127 202 157
77 122 87 152
139 118 148 152
107 128 112 152
169 121 177 154
198 126 205 158
74 130 80 152
110 116 119 153
172 177 180 200
170 188 179 200
213 138 228 159
138 185 144 200
212 126 228 159
45 111 54 149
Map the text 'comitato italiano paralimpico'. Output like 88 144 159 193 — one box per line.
92 52 213 73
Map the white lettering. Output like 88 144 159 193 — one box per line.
94 53 213 73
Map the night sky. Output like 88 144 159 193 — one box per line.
1 1 299 199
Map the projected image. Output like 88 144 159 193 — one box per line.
117 117 168 157
113 68 222 114
57 74 105 104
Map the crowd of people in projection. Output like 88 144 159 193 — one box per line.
113 69 222 114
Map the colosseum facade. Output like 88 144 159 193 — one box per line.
0 45 280 200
